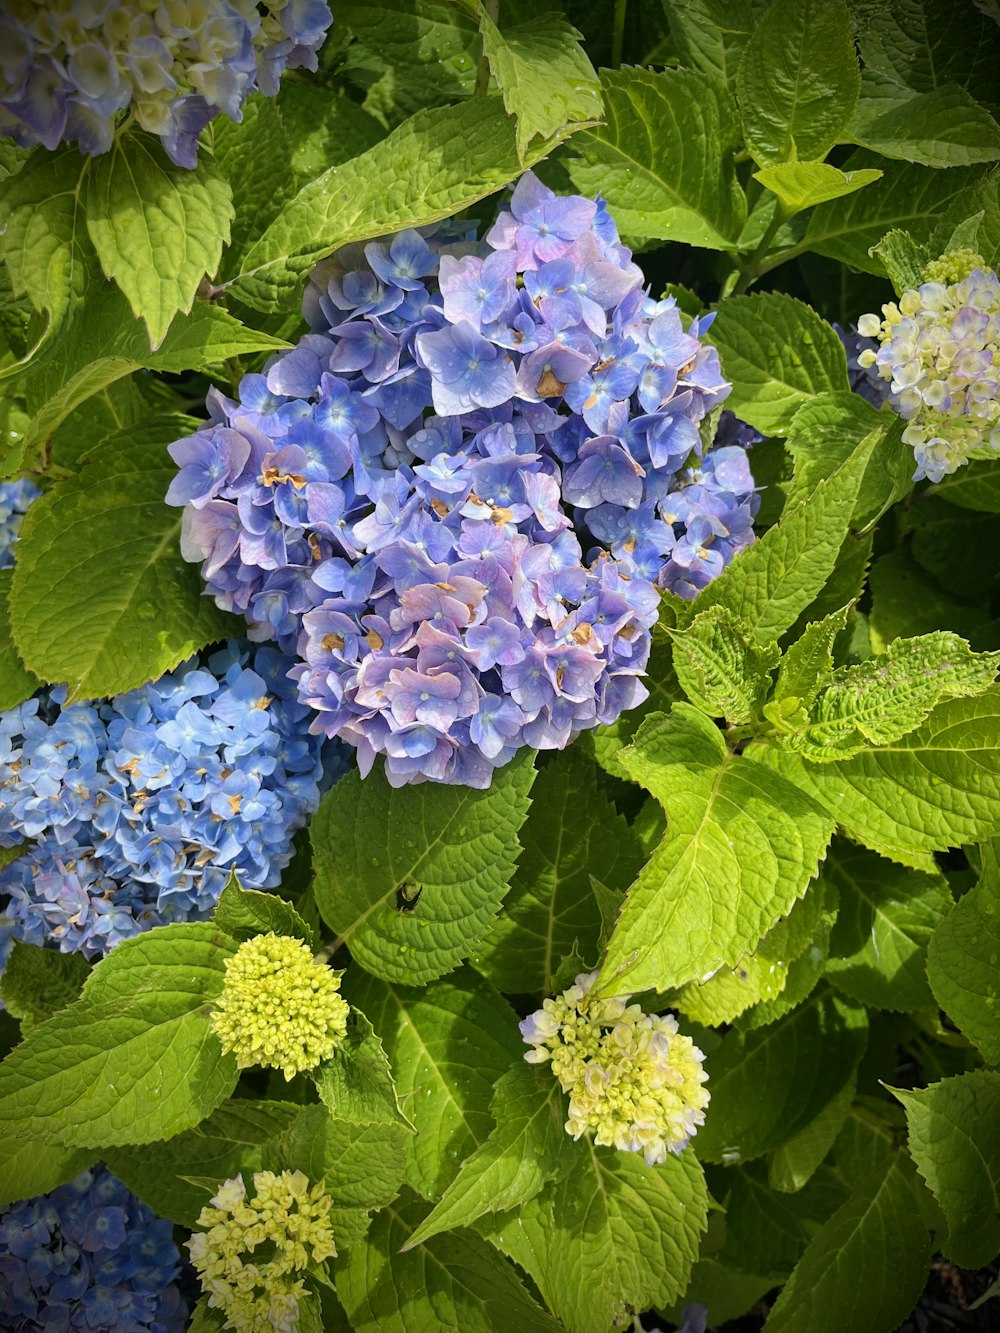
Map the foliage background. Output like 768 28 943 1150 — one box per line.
1 0 1000 1329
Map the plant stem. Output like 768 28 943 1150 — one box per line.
475 0 500 97
732 201 792 296
611 0 628 68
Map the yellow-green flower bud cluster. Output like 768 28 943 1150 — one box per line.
520 971 710 1165
855 254 1000 483
210 932 349 1080
187 1170 335 1333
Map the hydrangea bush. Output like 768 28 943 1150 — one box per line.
1 3 1000 1333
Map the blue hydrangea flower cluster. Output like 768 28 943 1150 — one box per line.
0 0 333 167
0 1166 186 1332
856 262 1000 483
0 641 340 961
168 172 758 786
0 478 41 570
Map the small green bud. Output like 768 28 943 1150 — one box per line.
923 247 987 286
211 932 349 1080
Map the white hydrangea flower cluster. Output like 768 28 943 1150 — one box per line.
520 971 710 1166
857 252 1000 483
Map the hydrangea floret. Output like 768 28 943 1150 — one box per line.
210 931 349 1078
187 1170 335 1333
0 478 40 569
0 0 333 167
168 172 759 787
0 641 343 967
0 1166 187 1332
520 970 710 1166
855 252 1000 483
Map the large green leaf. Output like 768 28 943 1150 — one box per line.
0 940 90 1029
566 66 747 250
9 417 238 701
663 0 759 86
736 0 860 165
753 161 883 215
706 293 850 435
670 605 779 726
85 129 233 348
311 754 534 986
687 421 879 643
720 1161 841 1277
229 95 581 311
213 95 297 276
473 747 642 993
893 1071 1000 1268
479 10 601 160
107 1100 300 1226
403 1063 569 1249
0 1138 93 1210
847 80 1000 168
823 842 953 1010
0 570 37 710
927 842 1000 1063
346 970 523 1200
933 460 1000 514
335 1190 563 1333
0 924 238 1147
852 0 1000 102
313 1009 412 1131
757 690 1000 863
696 992 867 1162
480 1142 707 1333
762 1154 931 1333
596 705 834 997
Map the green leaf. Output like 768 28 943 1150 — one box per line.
480 1143 708 1333
339 0 479 106
314 1008 412 1131
0 147 94 354
757 690 1000 863
311 753 534 986
565 66 747 250
670 605 779 725
932 459 1000 513
9 416 237 701
675 884 831 1027
229 95 580 311
868 549 991 656
736 0 860 166
768 1079 857 1193
212 872 315 948
706 293 849 435
0 923 238 1147
892 1071 1000 1268
472 747 642 993
927 842 1000 1063
688 422 879 644
696 992 867 1163
663 0 759 86
0 570 37 711
263 1102 410 1239
762 1153 930 1333
853 0 1000 102
868 228 932 296
335 1189 563 1333
7 287 287 476
720 1161 843 1276
106 1100 300 1226
0 940 90 1029
345 970 523 1199
784 391 913 524
823 842 953 1011
277 80 383 181
213 95 297 275
753 161 883 215
596 705 834 997
479 10 601 160
775 632 999 762
0 1138 93 1210
85 129 233 349
847 80 1000 168
771 606 852 714
402 1063 568 1250
802 154 981 275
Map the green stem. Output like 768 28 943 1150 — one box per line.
475 0 501 97
611 0 628 68
732 201 792 296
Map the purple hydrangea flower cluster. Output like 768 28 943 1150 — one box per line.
0 1166 186 1332
0 641 343 962
0 478 41 570
0 0 332 167
168 173 758 786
